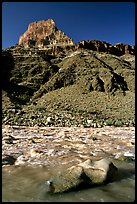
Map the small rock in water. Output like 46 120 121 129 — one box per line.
15 155 26 166
2 155 16 165
124 151 135 160
124 151 134 157
30 149 37 157
3 135 15 144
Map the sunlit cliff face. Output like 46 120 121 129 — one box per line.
18 19 74 48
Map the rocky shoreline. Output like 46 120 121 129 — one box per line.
2 125 135 167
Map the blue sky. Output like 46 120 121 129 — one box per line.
2 2 135 49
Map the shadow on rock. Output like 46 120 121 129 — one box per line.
2 50 35 105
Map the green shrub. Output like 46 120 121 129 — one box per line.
114 120 123 127
105 119 114 126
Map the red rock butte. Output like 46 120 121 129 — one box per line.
18 19 74 48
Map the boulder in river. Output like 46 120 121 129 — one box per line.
2 155 17 165
47 158 118 193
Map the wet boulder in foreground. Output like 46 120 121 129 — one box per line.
47 158 118 193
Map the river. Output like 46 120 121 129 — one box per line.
2 159 135 202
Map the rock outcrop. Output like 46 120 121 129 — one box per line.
75 40 135 56
18 19 134 56
47 158 118 193
18 19 74 48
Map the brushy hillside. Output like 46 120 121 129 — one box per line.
2 46 135 127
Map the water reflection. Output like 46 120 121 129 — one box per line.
2 160 135 202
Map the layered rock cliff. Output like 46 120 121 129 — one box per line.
18 19 74 48
75 40 135 56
